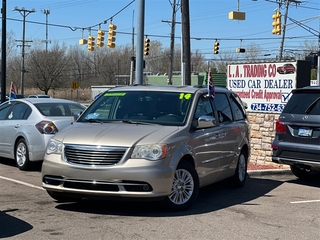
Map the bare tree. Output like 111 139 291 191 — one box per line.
6 55 21 91
99 48 118 85
1 30 20 91
244 43 263 62
191 49 205 73
0 30 19 60
299 40 318 57
173 44 182 73
146 40 168 74
26 42 70 94
68 45 92 88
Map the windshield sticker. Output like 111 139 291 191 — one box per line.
85 113 99 119
179 93 192 100
104 92 126 97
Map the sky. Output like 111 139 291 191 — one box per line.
4 0 320 60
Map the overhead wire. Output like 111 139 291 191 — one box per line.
85 0 135 29
3 0 318 51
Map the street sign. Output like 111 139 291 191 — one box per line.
71 81 79 90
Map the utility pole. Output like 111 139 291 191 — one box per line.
168 0 177 85
162 1 181 85
162 4 182 85
1 0 6 103
43 9 50 52
130 10 135 85
14 7 35 95
278 0 301 61
135 0 145 85
181 0 191 85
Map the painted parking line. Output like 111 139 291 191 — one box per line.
290 200 320 204
0 176 45 191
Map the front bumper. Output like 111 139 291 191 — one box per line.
41 154 175 199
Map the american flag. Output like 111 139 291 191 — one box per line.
207 70 215 98
10 82 16 100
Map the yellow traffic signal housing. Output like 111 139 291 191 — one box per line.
144 38 150 56
236 48 245 53
228 11 245 20
272 12 281 35
97 30 105 47
79 39 88 45
214 41 219 54
108 23 117 48
87 35 95 51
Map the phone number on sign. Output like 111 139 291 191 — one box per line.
250 103 285 112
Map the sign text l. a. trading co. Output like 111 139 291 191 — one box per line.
227 62 298 113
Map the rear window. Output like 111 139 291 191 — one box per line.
35 103 85 116
283 91 320 115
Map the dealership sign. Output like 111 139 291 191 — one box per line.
227 62 297 113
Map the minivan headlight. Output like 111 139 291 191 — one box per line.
46 138 63 155
131 144 167 160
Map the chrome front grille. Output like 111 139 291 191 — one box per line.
64 144 128 166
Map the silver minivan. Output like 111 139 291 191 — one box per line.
42 85 250 211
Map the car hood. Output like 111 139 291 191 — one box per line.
55 122 180 147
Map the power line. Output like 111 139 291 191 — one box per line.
3 17 317 42
85 0 135 29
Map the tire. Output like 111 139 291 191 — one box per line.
163 161 199 211
290 165 320 180
47 191 80 203
230 150 248 188
15 139 31 171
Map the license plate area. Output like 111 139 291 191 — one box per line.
298 127 313 137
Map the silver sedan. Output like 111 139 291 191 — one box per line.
0 98 86 170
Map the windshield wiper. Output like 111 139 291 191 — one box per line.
85 118 104 123
305 97 320 114
121 120 157 125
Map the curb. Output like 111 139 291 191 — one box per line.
248 169 292 177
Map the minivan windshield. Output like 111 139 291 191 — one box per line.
77 91 193 126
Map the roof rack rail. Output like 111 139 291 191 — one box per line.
193 85 205 88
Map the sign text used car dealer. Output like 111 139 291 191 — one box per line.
227 62 298 113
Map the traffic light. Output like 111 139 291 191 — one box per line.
144 38 150 56
214 41 219 54
108 23 117 48
87 35 95 51
236 48 245 53
97 30 105 47
79 39 87 45
272 11 281 35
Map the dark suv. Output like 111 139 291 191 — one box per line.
272 86 320 179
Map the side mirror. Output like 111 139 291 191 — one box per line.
197 115 216 128
242 101 248 109
73 111 82 121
